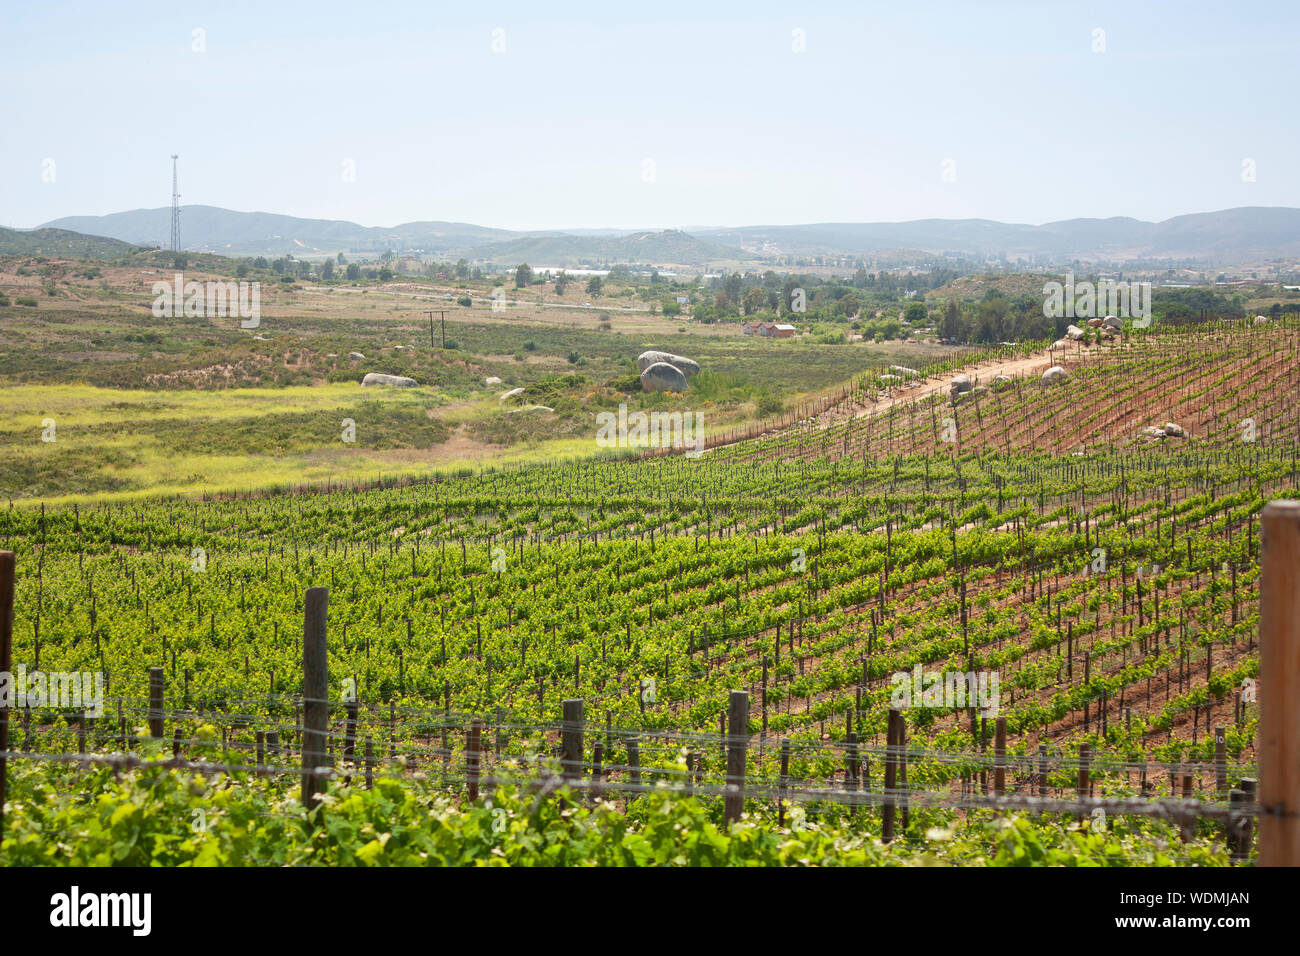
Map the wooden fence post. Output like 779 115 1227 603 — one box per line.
899 711 909 831
626 734 641 794
301 586 330 813
148 666 165 738
845 731 860 814
365 736 374 790
1077 743 1091 820
778 738 790 828
1259 502 1300 866
1037 744 1048 797
0 552 14 838
1214 726 1227 799
993 716 1007 796
561 699 584 783
467 718 482 800
343 696 358 785
883 708 899 843
1238 777 1257 863
725 690 749 825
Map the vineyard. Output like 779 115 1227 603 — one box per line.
0 322 1295 866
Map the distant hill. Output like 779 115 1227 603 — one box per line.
463 229 746 267
0 226 142 259
696 207 1300 264
36 205 1300 266
42 206 517 257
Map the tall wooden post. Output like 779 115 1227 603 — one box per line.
725 690 749 825
561 699 584 783
301 586 330 813
883 708 900 843
778 738 791 828
467 719 482 800
343 696 358 785
993 716 1007 796
1259 502 1300 866
148 667 164 738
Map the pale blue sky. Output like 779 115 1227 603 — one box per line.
3 0 1297 231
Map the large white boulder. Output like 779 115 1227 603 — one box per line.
636 350 700 377
348 351 365 361
640 362 689 393
499 387 525 402
361 372 417 387
1066 325 1085 340
949 374 972 398
1041 366 1068 386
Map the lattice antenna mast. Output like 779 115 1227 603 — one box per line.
170 154 181 254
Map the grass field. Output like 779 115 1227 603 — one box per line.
0 255 961 501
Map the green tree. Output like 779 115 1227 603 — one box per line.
940 298 963 342
904 301 927 324
554 272 568 295
345 263 361 281
586 276 603 296
320 258 335 280
455 258 469 278
515 263 533 289
742 288 765 315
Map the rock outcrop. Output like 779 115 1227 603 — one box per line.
636 351 700 377
361 373 417 387
640 362 689 393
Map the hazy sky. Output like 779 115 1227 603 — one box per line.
4 1 1298 231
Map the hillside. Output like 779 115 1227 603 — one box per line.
38 205 1300 267
697 207 1300 265
462 229 746 267
0 226 143 259
42 206 517 258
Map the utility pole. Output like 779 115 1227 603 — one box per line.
424 310 448 349
169 154 181 256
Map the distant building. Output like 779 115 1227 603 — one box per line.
773 323 796 338
742 320 761 334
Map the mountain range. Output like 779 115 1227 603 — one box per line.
26 205 1300 267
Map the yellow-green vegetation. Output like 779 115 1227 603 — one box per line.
0 252 961 502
